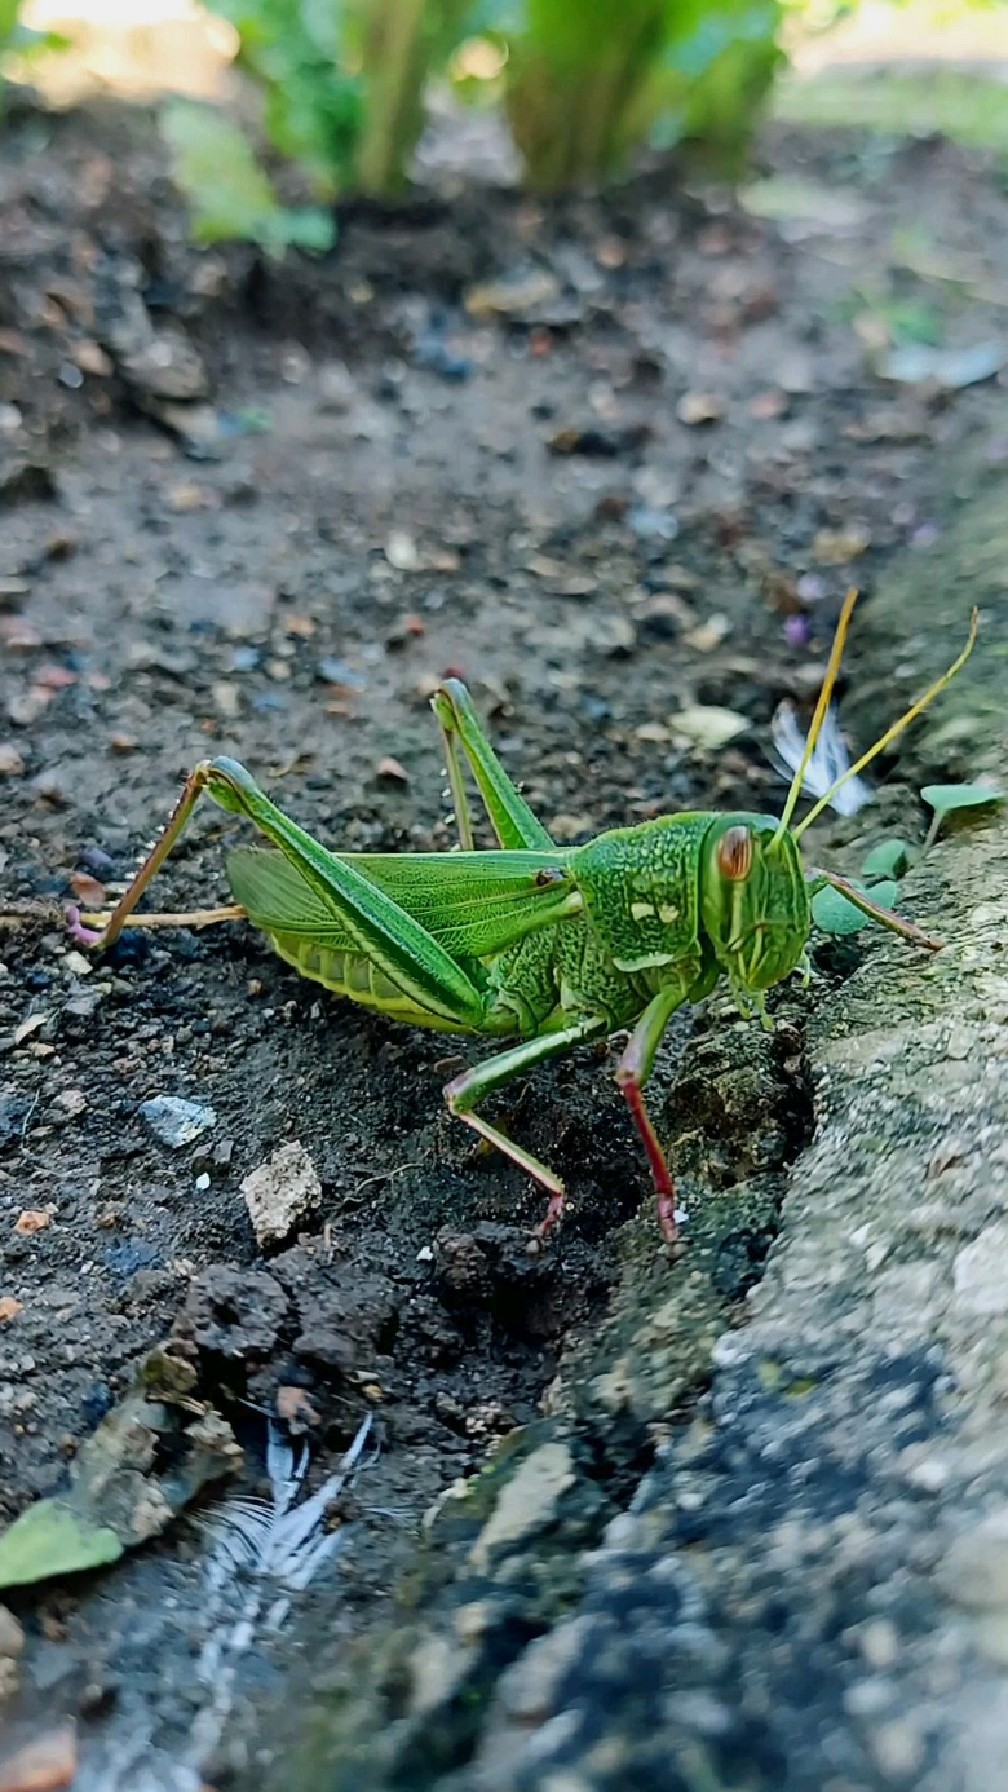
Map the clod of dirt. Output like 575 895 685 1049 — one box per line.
140 1095 218 1149
241 1141 322 1250
181 1265 290 1370
284 1255 398 1382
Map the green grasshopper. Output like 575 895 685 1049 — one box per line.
72 591 976 1244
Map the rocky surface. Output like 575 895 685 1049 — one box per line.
262 523 1008 1791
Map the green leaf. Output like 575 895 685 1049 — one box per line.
921 782 1004 818
161 101 334 257
812 878 898 937
922 781 1004 846
0 1499 123 1590
860 839 913 882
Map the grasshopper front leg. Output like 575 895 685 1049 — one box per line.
444 1015 609 1237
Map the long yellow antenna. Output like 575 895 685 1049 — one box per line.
793 606 979 842
772 586 860 845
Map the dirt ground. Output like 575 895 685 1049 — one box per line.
1 86 1007 1772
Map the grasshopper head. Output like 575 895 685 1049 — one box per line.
701 815 809 993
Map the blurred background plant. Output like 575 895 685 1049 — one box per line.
0 0 65 113
3 0 1008 245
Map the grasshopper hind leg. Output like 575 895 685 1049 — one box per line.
432 679 556 852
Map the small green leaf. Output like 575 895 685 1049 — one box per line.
0 1499 123 1590
812 878 898 937
921 782 1004 846
861 839 913 882
161 101 334 258
922 782 1003 817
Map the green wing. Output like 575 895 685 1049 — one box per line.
226 845 579 963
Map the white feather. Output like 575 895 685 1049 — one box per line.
770 701 872 819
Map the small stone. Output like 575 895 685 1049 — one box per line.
14 1210 50 1236
376 756 409 787
0 745 24 778
68 872 106 908
860 1618 900 1669
13 1014 46 1046
974 1613 1008 1666
868 1716 925 1780
0 1299 23 1324
469 1442 575 1570
547 813 593 843
811 523 871 565
140 1095 217 1149
0 1606 24 1657
677 391 723 426
317 361 357 412
385 530 420 572
673 705 749 751
276 1385 321 1429
241 1141 321 1249
941 1508 1008 1610
954 1223 1008 1316
683 612 731 652
585 612 635 656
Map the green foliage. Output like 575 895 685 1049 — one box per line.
860 838 914 882
1 0 68 116
199 0 473 197
200 0 363 191
172 0 785 240
503 0 783 187
921 781 1004 846
814 780 1004 938
644 0 784 171
775 68 1008 157
162 101 334 255
502 0 667 190
812 877 897 936
0 1498 122 1590
355 0 474 193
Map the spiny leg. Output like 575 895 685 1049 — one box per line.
614 984 687 1245
807 869 943 952
68 903 244 947
431 679 556 851
86 762 220 950
444 1016 608 1238
84 757 493 1031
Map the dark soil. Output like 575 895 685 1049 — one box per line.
1 87 1005 1767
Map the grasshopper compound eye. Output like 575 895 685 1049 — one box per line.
716 825 754 882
